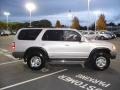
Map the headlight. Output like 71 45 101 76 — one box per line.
112 45 116 50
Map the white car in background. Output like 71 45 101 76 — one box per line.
0 30 11 36
82 30 96 40
82 30 114 40
104 31 116 39
96 31 112 40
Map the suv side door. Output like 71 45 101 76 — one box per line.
61 30 90 59
42 30 90 59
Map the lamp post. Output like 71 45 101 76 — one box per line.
94 10 101 33
3 12 10 30
68 10 73 19
68 10 73 28
25 2 36 27
87 0 91 31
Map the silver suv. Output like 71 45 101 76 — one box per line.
12 28 116 71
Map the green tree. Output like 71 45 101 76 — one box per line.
23 22 29 28
0 22 23 31
9 23 23 31
32 19 52 28
71 16 80 30
55 20 61 28
96 14 107 30
0 22 6 29
32 21 40 27
39 19 52 28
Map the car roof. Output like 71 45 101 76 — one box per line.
83 30 94 32
19 28 77 31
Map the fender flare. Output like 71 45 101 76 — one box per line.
88 48 111 59
24 47 49 61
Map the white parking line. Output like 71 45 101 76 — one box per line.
0 48 16 60
0 60 22 66
0 48 9 52
4 54 16 60
0 48 11 54
0 69 68 90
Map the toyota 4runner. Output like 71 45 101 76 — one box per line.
12 28 116 71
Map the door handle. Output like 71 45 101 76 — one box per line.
65 44 69 46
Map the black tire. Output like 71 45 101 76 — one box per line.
100 36 105 40
90 52 110 71
27 52 45 70
95 36 99 40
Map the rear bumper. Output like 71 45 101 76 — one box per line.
12 52 24 58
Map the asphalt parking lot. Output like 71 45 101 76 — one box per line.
0 36 120 90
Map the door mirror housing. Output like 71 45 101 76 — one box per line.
81 37 85 42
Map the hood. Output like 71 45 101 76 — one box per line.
88 40 114 49
90 40 111 45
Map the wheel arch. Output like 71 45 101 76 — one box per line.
89 48 111 59
24 47 49 61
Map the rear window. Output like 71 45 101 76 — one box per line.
18 29 42 40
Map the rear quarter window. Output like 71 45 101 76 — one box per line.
18 29 42 40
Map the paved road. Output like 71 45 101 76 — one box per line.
0 36 14 52
0 36 120 90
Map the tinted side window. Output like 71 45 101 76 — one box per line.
83 32 88 35
42 30 63 41
89 32 95 34
18 29 42 40
63 30 81 41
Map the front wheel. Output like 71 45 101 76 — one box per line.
27 52 45 70
100 36 105 40
90 52 110 71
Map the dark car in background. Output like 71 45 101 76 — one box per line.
112 30 120 37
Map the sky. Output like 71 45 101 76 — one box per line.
0 0 120 26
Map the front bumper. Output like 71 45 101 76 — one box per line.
110 51 117 59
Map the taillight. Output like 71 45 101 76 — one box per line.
12 42 15 49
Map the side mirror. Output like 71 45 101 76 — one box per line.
81 37 85 42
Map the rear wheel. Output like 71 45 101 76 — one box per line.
100 36 105 40
27 52 45 70
90 52 110 70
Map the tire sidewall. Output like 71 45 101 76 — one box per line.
27 52 45 70
101 36 105 40
92 52 110 70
